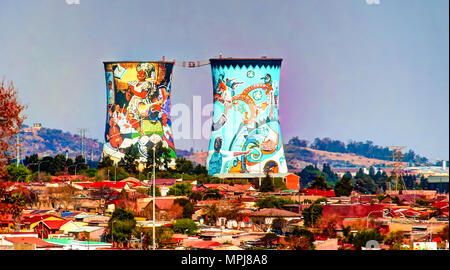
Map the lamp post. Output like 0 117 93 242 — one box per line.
152 144 156 250
16 175 26 183
68 163 82 176
111 220 117 247
37 160 50 178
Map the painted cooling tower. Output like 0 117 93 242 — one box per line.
102 61 176 162
206 58 288 176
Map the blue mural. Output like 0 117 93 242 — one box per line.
206 58 288 175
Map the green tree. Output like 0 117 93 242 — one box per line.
144 185 161 197
98 155 114 169
260 173 274 192
24 154 39 172
189 192 204 202
322 163 338 186
286 226 315 250
108 208 137 247
203 188 222 200
121 145 140 175
334 176 353 196
354 176 378 194
52 154 67 173
174 198 195 219
308 175 330 190
7 193 26 231
175 157 194 174
172 218 198 235
204 203 219 225
5 164 31 182
193 164 207 175
271 217 287 233
167 182 192 196
420 175 428 190
79 168 98 177
383 230 404 247
353 229 383 250
255 196 295 209
134 226 174 249
39 156 55 175
260 232 279 248
302 203 323 227
298 165 323 188
288 137 308 147
369 166 375 179
146 141 172 174
74 155 88 172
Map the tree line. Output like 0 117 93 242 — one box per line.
297 164 430 196
288 137 429 164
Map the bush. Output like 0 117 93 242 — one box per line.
168 182 192 196
172 218 198 235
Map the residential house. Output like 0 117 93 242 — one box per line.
68 226 105 242
35 220 71 239
248 208 302 232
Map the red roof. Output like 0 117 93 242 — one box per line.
301 189 336 197
188 241 222 249
432 201 449 209
4 237 58 248
52 175 90 182
75 181 128 189
21 214 63 225
41 220 70 230
155 198 175 210
154 178 178 185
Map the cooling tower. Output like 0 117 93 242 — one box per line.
102 61 176 163
206 58 288 176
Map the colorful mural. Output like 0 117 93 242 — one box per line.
206 58 288 175
102 61 176 162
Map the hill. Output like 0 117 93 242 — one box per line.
15 125 103 161
176 145 402 171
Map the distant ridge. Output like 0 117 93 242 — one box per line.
15 124 103 161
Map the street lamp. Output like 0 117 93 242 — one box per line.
16 175 26 183
152 144 156 250
111 221 115 247
68 163 83 176
38 160 50 176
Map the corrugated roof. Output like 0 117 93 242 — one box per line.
42 220 70 230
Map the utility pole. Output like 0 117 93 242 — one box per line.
152 144 156 250
16 132 20 167
78 128 88 159
388 146 407 192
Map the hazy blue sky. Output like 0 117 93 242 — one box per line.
0 0 448 160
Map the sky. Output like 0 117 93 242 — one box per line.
0 0 448 160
